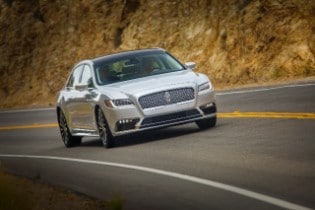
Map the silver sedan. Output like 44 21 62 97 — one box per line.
56 48 217 148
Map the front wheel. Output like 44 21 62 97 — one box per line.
196 116 217 130
96 108 113 148
58 111 82 148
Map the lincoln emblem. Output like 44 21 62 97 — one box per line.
164 91 171 103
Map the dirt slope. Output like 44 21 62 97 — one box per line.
0 167 121 210
0 0 314 108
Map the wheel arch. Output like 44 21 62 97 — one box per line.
56 106 62 123
56 106 71 133
94 105 101 119
94 105 114 136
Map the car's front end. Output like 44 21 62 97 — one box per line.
99 70 216 136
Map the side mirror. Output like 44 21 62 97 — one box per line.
74 83 88 91
185 62 197 70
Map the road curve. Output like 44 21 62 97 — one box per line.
0 81 315 210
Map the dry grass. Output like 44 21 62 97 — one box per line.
0 0 314 108
0 169 32 210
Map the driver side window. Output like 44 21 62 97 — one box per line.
67 65 83 88
81 65 94 88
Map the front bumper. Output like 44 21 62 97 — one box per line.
104 88 216 136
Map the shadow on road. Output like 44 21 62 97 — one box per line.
79 123 219 148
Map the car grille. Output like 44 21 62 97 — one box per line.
140 109 201 129
139 88 195 109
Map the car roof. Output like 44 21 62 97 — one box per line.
91 48 166 65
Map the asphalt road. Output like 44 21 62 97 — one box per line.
0 81 315 210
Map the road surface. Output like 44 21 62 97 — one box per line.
0 81 315 210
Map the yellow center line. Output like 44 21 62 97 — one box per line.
0 123 58 131
218 112 315 119
0 112 314 131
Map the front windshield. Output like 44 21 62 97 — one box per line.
94 52 185 85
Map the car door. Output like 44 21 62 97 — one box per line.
63 65 84 130
74 64 97 131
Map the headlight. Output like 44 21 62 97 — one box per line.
105 99 134 108
113 99 134 106
198 82 212 92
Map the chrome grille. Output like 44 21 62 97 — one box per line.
139 88 195 109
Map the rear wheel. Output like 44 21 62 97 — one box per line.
96 108 113 148
196 116 217 130
58 111 81 148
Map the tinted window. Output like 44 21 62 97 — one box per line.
67 65 83 88
94 52 184 85
81 65 94 88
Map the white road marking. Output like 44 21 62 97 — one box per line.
0 154 313 210
217 83 315 96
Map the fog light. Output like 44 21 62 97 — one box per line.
200 103 217 115
116 118 140 131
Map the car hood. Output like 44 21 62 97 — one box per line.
98 70 207 98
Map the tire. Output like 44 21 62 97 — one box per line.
96 108 113 148
196 116 217 130
58 111 82 148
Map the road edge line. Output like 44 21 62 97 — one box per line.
216 83 315 96
0 154 313 210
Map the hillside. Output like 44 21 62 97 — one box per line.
0 0 314 108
